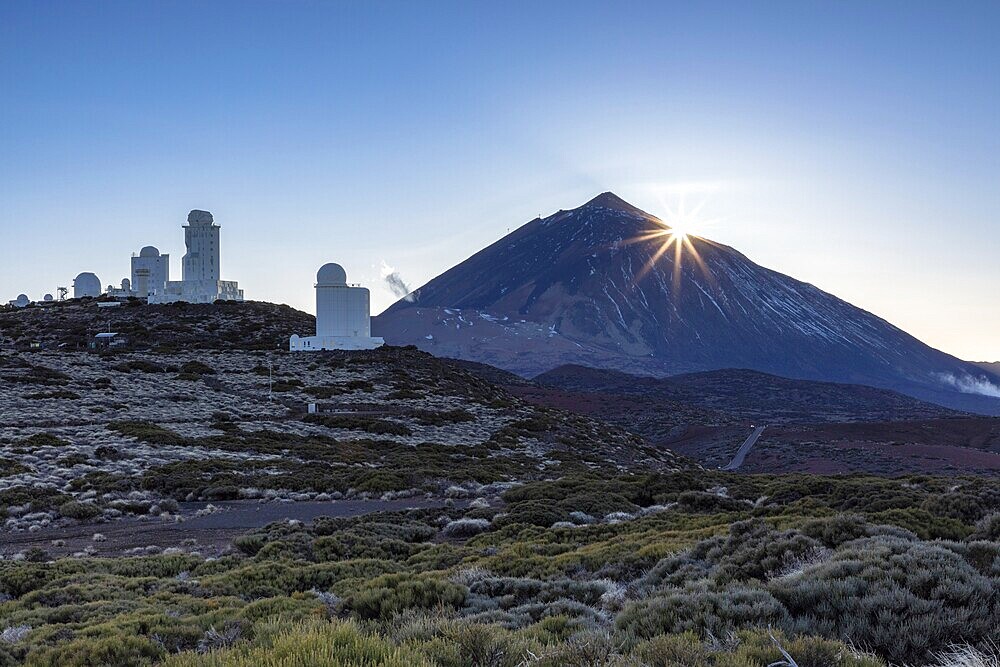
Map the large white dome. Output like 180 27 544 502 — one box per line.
139 245 160 258
317 263 348 286
74 272 102 298
187 209 214 225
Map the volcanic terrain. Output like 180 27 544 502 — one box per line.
375 193 1000 415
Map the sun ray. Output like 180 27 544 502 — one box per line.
627 198 720 296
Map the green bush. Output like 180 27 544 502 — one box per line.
303 414 412 437
767 535 999 664
24 634 164 667
113 359 164 373
494 501 568 528
107 421 185 446
971 512 1000 541
160 618 435 667
21 433 68 448
634 631 710 667
179 360 216 375
343 574 466 620
616 585 789 639
58 500 102 520
0 458 29 477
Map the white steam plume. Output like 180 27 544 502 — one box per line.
380 261 415 302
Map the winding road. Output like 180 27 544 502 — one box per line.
721 425 767 471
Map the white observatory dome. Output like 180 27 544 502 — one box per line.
317 263 348 286
187 209 214 225
73 272 102 299
43 294 54 302
121 278 131 290
14 294 30 307
139 246 160 258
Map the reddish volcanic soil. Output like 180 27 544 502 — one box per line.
511 383 1000 476
741 417 1000 476
507 385 727 431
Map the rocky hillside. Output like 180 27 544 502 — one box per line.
374 193 1000 415
0 345 688 555
0 299 315 351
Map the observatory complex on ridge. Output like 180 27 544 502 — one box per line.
6 209 244 307
289 263 384 351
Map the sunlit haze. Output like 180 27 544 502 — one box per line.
1 2 997 360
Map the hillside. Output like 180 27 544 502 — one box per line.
1 307 998 667
977 361 1000 374
535 364 963 424
374 193 1000 415
520 364 1000 475
0 344 688 556
0 299 315 351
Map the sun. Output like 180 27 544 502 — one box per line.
667 220 693 241
622 196 721 293
662 198 708 241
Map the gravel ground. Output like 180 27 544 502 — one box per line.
1 497 461 559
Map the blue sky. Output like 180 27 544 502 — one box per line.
1 1 998 360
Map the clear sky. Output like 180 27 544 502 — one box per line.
1 1 998 361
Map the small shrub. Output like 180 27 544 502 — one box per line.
180 360 216 376
107 421 185 446
58 501 101 521
21 433 68 448
442 518 491 538
113 359 164 373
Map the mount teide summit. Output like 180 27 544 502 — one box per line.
374 193 1000 414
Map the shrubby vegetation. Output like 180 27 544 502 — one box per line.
303 413 413 437
0 471 997 666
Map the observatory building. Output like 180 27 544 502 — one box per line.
149 210 244 304
73 272 102 299
8 294 30 308
131 246 170 298
289 263 385 351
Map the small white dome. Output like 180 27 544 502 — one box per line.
121 278 131 290
317 263 348 286
43 294 54 301
139 246 160 258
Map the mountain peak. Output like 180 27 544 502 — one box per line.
375 192 1000 415
582 192 648 216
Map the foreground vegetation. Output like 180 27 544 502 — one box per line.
1 470 998 666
